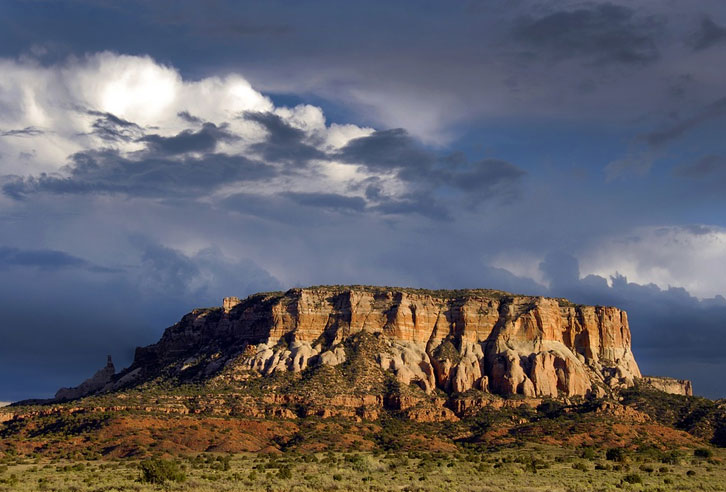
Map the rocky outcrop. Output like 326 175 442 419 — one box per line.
113 286 641 399
641 376 693 396
55 356 115 401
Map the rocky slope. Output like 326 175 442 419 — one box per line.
85 286 645 400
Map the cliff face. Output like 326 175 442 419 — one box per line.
116 286 642 399
641 376 693 396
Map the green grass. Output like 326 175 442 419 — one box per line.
0 445 723 491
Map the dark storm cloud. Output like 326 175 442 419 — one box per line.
512 3 661 65
441 158 525 195
370 193 450 221
688 16 726 51
283 192 366 212
0 246 115 273
3 149 276 199
642 97 726 146
141 122 237 155
87 111 142 142
222 192 367 224
243 111 326 165
338 129 526 199
0 239 280 401
337 129 435 172
0 126 44 137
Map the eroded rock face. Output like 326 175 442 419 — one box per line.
641 376 693 396
122 287 641 399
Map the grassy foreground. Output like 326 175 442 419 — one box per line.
0 445 724 492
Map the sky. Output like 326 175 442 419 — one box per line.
1 0 725 400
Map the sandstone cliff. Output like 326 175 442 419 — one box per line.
108 286 643 399
641 376 694 396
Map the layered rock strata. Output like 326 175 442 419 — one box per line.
111 286 642 399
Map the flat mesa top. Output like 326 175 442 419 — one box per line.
240 285 588 308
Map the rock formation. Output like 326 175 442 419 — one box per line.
107 286 644 399
55 356 115 401
641 376 693 396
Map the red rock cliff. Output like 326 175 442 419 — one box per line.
126 286 641 399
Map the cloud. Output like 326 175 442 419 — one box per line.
579 225 726 300
642 97 726 146
87 111 143 142
0 238 280 401
604 150 657 179
337 128 435 172
370 192 450 221
177 111 203 124
3 149 277 199
133 239 281 301
140 122 238 155
283 191 366 212
0 246 115 273
688 16 726 51
674 154 726 180
243 111 326 165
0 126 44 137
337 129 526 204
441 158 525 196
512 3 661 65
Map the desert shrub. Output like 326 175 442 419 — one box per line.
664 477 673 484
623 473 642 484
277 465 292 479
139 458 186 484
537 400 565 418
694 448 713 458
333 473 343 481
686 469 696 476
661 450 681 464
606 448 626 462
580 447 596 460
572 461 588 471
639 464 654 473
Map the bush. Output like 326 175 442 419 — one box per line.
580 447 596 460
606 448 626 462
694 448 713 458
661 450 681 464
623 473 642 484
686 469 696 477
572 461 588 471
139 458 186 484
